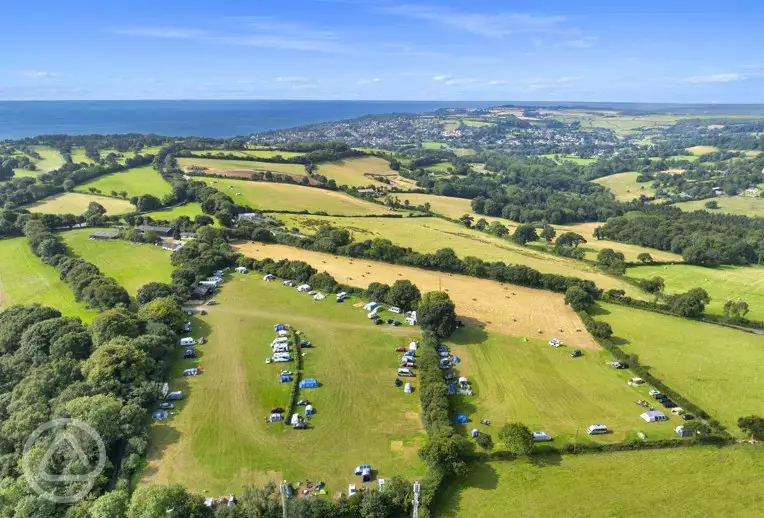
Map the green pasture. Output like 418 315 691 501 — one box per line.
191 149 304 159
627 263 764 321
540 154 597 166
593 303 764 433
315 157 416 189
675 195 764 217
9 145 66 179
144 275 426 494
177 157 307 176
421 141 450 150
592 172 654 201
202 179 394 215
75 165 172 199
448 327 675 446
436 446 764 517
61 228 174 296
0 237 96 321
26 192 135 215
144 203 208 222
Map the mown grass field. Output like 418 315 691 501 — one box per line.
592 172 654 201
178 157 308 177
315 157 417 189
675 195 764 217
273 213 643 296
235 243 596 348
0 237 96 321
593 303 764 433
61 228 174 296
202 180 395 215
687 145 719 156
9 145 66 179
627 263 764 321
143 275 426 494
26 192 135 215
436 446 764 517
144 203 208 222
540 154 597 165
555 222 683 263
192 149 305 159
422 141 450 150
448 327 675 446
75 165 172 199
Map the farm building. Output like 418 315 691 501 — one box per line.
89 230 120 240
299 378 320 389
237 212 277 224
137 225 173 236
641 411 668 422
192 284 215 300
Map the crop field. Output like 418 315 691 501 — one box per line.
687 145 719 156
202 179 395 215
436 446 764 517
627 263 764 321
271 214 643 296
144 203 208 222
177 157 308 178
315 157 418 189
61 228 173 296
26 192 135 215
235 243 596 348
0 237 96 321
675 195 764 217
592 172 654 201
143 275 426 494
593 303 764 433
75 165 173 199
448 327 674 446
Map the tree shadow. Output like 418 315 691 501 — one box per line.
588 303 612 316
611 335 630 346
140 425 181 479
527 449 562 467
449 325 489 345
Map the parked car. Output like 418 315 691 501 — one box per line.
199 336 206 344
389 307 402 314
586 424 608 435
206 300 218 306
532 431 552 442
570 350 582 358
390 320 401 326
297 399 310 406
374 318 383 325
681 413 695 421
200 310 207 315
397 368 414 377
394 378 402 387
160 403 174 410
271 407 284 413
348 484 357 496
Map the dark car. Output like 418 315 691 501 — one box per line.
570 350 582 358
455 319 463 328
681 413 695 420
394 378 402 387
662 400 677 408
386 319 394 324
271 407 284 414
200 310 207 316
183 349 195 359
390 320 401 326
374 318 383 325
300 341 313 348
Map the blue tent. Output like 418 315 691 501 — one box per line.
452 355 461 364
447 384 456 395
300 378 319 389
274 324 287 332
456 414 468 424
280 375 292 383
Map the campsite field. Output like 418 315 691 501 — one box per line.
75 165 173 199
675 195 764 217
592 172 654 201
448 327 675 445
272 214 642 296
593 303 764 433
436 446 764 517
315 157 417 189
235 243 596 348
61 228 174 296
627 263 764 321
202 180 395 215
177 157 308 177
0 237 96 321
26 192 135 215
388 194 680 263
143 275 426 494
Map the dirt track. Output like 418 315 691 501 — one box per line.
234 243 598 349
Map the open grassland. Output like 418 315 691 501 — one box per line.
436 446 764 517
235 243 596 348
315 157 417 189
593 303 764 433
452 148 476 156
555 222 683 263
191 149 304 159
26 192 135 215
75 165 172 199
422 141 450 150
70 147 97 164
0 238 96 321
448 327 674 446
440 120 460 131
687 145 719 156
461 118 495 128
627 263 764 321
675 195 764 217
273 214 643 296
202 179 395 215
143 275 426 494
61 228 173 296
592 172 654 201
540 154 597 165
10 145 66 179
178 157 308 177
553 113 683 136
422 162 453 172
144 203 208 222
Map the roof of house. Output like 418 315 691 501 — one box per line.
137 225 172 234
90 231 120 239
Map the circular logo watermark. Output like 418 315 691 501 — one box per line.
22 418 107 504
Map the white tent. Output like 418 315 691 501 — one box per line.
471 428 480 438
404 383 412 393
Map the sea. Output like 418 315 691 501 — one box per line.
0 100 501 140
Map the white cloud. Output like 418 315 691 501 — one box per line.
114 27 209 39
18 70 61 78
488 80 507 85
557 36 598 48
382 4 565 38
357 78 382 85
275 76 310 83
432 74 453 81
681 73 745 84
444 78 479 86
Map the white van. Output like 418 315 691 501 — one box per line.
180 337 196 346
389 306 402 314
532 431 552 442
586 424 608 435
367 311 378 319
397 368 414 377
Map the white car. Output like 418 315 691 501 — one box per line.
348 484 357 496
586 424 608 435
532 431 552 442
389 306 402 314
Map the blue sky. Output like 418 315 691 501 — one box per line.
2 0 763 102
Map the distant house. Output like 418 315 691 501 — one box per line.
137 225 173 236
192 284 215 300
89 231 120 240
743 187 761 197
237 213 277 224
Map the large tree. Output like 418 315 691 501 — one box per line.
418 291 457 338
386 279 422 311
512 224 539 246
498 422 534 455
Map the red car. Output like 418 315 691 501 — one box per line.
395 347 406 352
